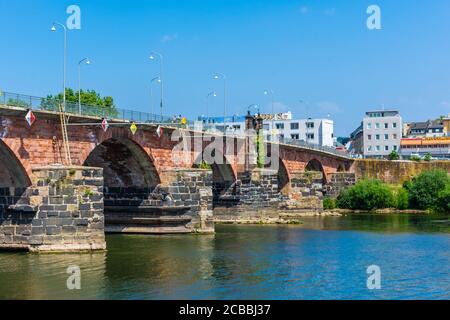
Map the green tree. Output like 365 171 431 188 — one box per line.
395 188 409 210
336 179 395 211
7 98 29 108
424 153 432 162
41 88 118 117
436 184 450 214
323 197 336 210
256 130 265 169
404 169 450 210
388 150 400 161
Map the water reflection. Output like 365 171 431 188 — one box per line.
0 215 449 300
0 252 106 299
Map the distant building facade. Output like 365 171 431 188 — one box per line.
400 117 450 159
197 112 335 147
400 137 450 159
404 120 445 138
349 110 402 158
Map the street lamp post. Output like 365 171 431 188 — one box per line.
206 91 217 123
77 57 91 114
213 73 227 135
150 76 161 122
149 52 164 121
264 89 275 140
51 22 67 110
248 104 260 115
51 21 71 165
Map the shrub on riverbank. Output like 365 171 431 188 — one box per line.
404 169 450 210
395 188 409 210
436 185 450 213
323 197 336 210
336 179 394 211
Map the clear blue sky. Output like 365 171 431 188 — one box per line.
1 0 450 136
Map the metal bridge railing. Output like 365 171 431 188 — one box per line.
0 91 174 124
278 137 349 158
0 91 350 158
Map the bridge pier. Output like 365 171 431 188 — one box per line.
104 168 214 234
0 166 106 252
214 169 328 223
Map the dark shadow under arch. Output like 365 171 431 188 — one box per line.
84 138 161 188
305 159 327 184
0 139 31 188
193 151 236 208
278 160 290 196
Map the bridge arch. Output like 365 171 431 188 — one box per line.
278 159 291 196
83 138 161 188
0 139 31 188
193 150 236 208
305 158 327 184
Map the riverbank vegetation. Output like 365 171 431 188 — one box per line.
330 169 450 214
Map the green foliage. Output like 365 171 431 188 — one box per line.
336 179 395 211
256 131 265 169
388 150 400 161
323 197 336 210
404 169 450 210
41 88 118 117
436 184 450 214
7 98 29 108
198 161 212 170
410 155 421 162
395 188 409 210
424 153 432 162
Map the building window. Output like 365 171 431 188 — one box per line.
279 134 285 139
393 122 398 128
367 146 372 152
376 123 381 129
376 134 380 140
276 123 284 130
384 134 389 140
306 122 315 129
290 122 299 130
385 145 389 151
384 123 388 129
367 123 372 129
306 133 315 140
393 145 398 151
376 146 381 151
368 134 372 140
393 134 397 139
291 134 299 140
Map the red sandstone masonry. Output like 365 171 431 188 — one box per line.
0 111 350 184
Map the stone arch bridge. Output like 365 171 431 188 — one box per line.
0 106 353 251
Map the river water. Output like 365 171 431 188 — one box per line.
0 215 449 300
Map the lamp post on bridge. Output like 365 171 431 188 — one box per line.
51 21 72 165
149 52 164 122
206 91 217 126
264 89 275 140
77 57 91 114
213 73 227 135
150 76 161 122
51 22 67 111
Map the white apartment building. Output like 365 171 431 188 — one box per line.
363 110 402 158
197 112 335 147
